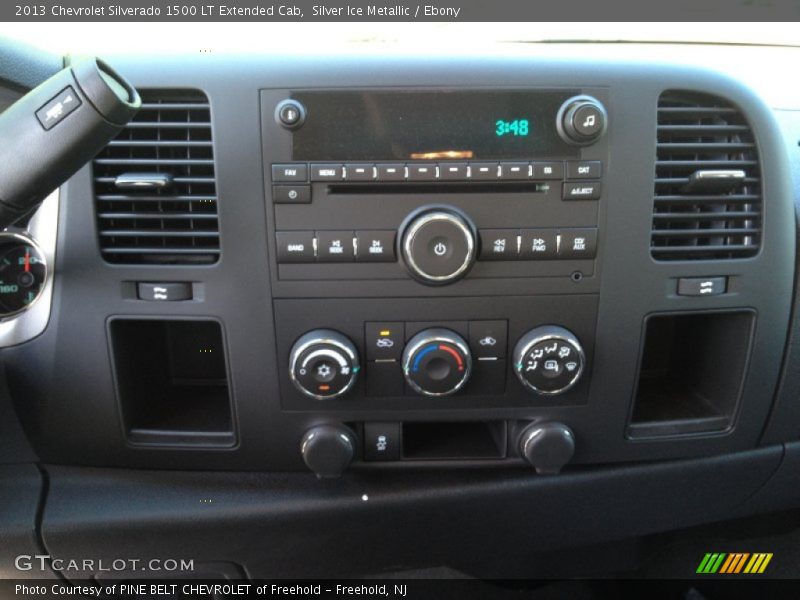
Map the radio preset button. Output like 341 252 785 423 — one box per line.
520 229 558 259
355 230 396 262
438 163 468 180
563 181 601 200
567 161 602 180
500 162 530 180
408 164 437 181
558 228 598 259
344 163 375 181
316 231 355 262
376 164 406 181
532 162 564 180
470 162 500 180
273 184 311 204
479 229 519 261
310 164 344 181
276 231 315 263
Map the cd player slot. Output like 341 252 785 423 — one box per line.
326 182 549 195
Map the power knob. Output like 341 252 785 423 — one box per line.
400 207 477 285
289 330 360 400
402 328 472 397
557 96 607 146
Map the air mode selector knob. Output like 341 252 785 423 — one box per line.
557 96 607 145
402 328 472 397
400 207 477 285
289 329 360 400
513 325 585 395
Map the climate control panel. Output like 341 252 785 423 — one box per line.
275 295 597 412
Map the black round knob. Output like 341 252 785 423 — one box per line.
402 328 472 397
518 422 575 475
513 326 585 395
557 96 607 145
289 330 360 400
400 207 477 285
275 99 306 130
301 425 355 478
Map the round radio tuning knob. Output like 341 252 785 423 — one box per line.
518 422 575 475
402 328 472 397
513 326 585 395
301 425 355 479
400 207 477 285
289 330 360 400
558 96 607 145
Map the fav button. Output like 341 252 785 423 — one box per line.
272 163 308 182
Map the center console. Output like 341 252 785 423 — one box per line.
261 88 610 475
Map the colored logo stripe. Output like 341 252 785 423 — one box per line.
697 552 773 574
697 553 726 574
744 553 773 574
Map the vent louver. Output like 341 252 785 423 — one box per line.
652 91 761 260
93 90 219 264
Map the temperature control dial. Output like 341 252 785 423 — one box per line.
513 326 585 395
289 330 360 400
402 328 472 397
0 234 46 318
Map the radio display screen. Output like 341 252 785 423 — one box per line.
291 90 581 161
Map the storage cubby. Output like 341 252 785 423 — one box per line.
627 311 755 438
401 421 507 460
109 319 234 447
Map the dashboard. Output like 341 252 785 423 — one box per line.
2 42 800 580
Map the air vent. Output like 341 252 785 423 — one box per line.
93 90 219 264
652 91 761 260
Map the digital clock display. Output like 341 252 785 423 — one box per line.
292 90 579 160
496 119 529 137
